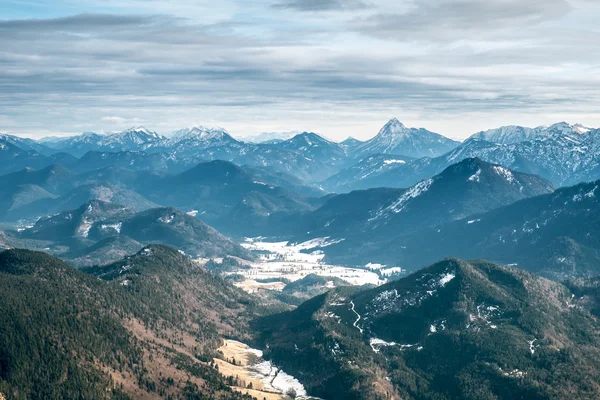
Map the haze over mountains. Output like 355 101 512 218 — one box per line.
3 117 600 399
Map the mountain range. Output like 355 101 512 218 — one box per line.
329 122 600 191
278 158 553 241
4 117 600 399
320 178 600 280
4 119 600 193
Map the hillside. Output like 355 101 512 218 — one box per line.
256 259 600 400
287 158 553 240
349 179 600 280
138 160 316 232
18 201 252 265
109 207 252 259
0 246 266 399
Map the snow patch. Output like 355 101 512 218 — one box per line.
237 238 384 287
388 179 433 214
383 159 406 165
100 222 122 233
158 214 175 224
439 273 455 287
528 339 537 355
493 165 516 183
468 168 481 182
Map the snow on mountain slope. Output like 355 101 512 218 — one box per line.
42 127 165 156
469 122 594 144
241 131 300 143
352 118 460 159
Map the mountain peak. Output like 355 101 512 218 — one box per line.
573 123 592 134
0 248 71 276
117 126 162 140
123 125 150 133
168 126 236 143
351 119 458 158
290 131 332 145
546 122 592 136
378 118 406 135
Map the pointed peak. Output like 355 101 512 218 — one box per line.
377 118 408 137
82 131 102 137
386 118 405 127
289 131 332 144
122 126 150 133
572 123 592 134
548 121 571 129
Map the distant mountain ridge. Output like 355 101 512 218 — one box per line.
325 122 600 191
286 158 553 240
321 177 600 280
10 119 599 191
470 122 594 144
0 159 321 229
43 126 165 156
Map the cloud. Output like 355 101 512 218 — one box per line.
0 1 599 140
273 0 370 12
354 0 572 42
101 116 128 123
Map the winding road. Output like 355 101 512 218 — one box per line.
350 300 363 334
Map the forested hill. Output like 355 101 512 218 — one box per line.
0 246 278 399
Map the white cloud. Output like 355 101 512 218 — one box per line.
0 0 599 139
101 116 128 123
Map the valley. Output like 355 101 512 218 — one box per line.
230 237 387 291
215 339 315 400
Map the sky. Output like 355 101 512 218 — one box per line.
1 0 600 141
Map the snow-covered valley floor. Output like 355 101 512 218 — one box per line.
232 237 387 293
215 339 318 399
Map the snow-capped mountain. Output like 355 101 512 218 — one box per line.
292 158 553 240
0 133 55 155
469 125 543 144
469 122 594 144
43 127 165 156
369 179 600 279
0 138 51 175
339 137 363 152
351 118 460 159
321 154 414 192
241 131 300 143
8 119 600 190
327 123 600 191
441 127 599 185
169 126 230 140
272 132 346 165
110 126 163 147
162 126 240 150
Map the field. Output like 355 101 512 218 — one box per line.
231 237 386 293
215 339 315 399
